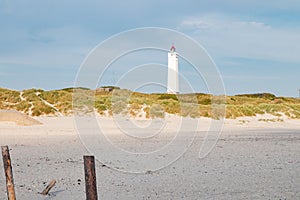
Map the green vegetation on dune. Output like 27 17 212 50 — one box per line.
0 88 21 105
38 90 73 115
1 88 300 119
0 88 73 115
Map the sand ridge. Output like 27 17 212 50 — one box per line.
0 110 42 126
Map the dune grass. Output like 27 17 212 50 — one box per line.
1 88 300 119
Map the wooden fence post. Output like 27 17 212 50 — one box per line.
1 146 16 200
84 155 98 200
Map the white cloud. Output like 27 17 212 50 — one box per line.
235 21 271 29
222 75 279 80
179 15 300 64
180 15 272 32
181 18 212 30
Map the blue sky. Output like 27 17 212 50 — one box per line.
0 0 300 97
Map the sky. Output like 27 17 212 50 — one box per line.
0 0 300 97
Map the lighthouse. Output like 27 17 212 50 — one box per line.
167 44 179 94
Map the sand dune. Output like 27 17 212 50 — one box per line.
0 110 42 126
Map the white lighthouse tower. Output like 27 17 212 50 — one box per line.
167 44 179 94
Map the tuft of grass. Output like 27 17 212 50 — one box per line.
31 101 55 116
0 88 21 104
235 93 276 100
157 94 178 101
149 104 165 118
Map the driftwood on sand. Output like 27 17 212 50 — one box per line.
40 180 56 195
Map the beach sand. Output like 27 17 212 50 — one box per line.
0 115 299 199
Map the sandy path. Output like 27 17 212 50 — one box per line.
0 117 299 199
20 92 34 116
36 92 63 117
